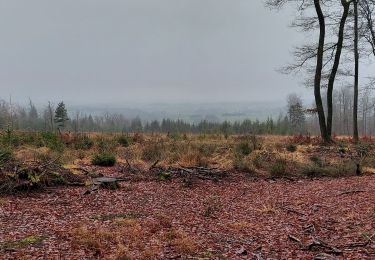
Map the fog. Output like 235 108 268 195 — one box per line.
0 0 373 106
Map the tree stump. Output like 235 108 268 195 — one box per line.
92 177 120 190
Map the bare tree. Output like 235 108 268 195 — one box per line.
267 0 354 142
353 0 360 142
326 0 352 138
360 0 375 56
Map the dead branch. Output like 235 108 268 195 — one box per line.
338 189 366 195
168 166 227 181
282 206 307 216
344 234 374 248
288 234 303 246
149 160 160 170
306 237 342 255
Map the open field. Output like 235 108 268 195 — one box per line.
1 132 375 259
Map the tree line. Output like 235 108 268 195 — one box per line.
0 99 291 134
0 92 374 136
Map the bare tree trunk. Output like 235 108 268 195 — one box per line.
48 102 54 132
360 0 375 56
327 0 351 138
354 0 360 142
313 0 330 143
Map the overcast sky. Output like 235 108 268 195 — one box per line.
0 0 373 105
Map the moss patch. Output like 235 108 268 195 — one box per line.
0 235 47 250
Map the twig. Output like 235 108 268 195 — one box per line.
288 234 303 246
149 160 160 170
344 234 374 248
306 237 342 255
72 167 91 174
282 206 306 216
338 189 366 196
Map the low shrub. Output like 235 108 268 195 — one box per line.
251 152 263 168
286 143 297 152
0 129 21 147
0 146 13 165
92 153 117 167
158 172 172 181
117 135 131 147
178 150 209 167
197 143 216 157
142 142 163 162
309 155 325 167
39 132 65 151
132 133 144 143
96 137 116 153
301 161 356 178
74 135 94 150
237 142 252 156
250 135 263 150
169 133 182 141
269 159 288 177
233 157 255 173
300 164 325 178
250 150 276 169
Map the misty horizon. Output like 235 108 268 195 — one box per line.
0 0 313 104
0 0 373 106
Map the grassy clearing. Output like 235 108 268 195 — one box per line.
0 131 374 188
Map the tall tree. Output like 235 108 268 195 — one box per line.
54 102 69 129
353 0 360 142
326 0 352 138
267 0 357 142
360 0 375 56
313 0 330 142
287 94 306 133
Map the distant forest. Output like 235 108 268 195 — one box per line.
0 86 374 136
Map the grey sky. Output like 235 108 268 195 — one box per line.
0 0 372 105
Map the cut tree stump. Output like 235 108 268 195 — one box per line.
84 177 126 195
92 177 124 189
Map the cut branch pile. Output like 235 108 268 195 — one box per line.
0 158 86 194
164 166 228 181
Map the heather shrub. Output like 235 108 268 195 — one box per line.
92 153 116 166
269 159 288 177
117 135 131 147
237 142 252 156
286 143 297 152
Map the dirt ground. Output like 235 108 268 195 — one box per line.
1 172 375 259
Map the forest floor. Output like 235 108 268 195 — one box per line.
1 170 375 259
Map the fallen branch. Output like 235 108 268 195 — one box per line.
306 237 342 255
168 166 227 181
338 189 366 196
344 234 374 248
282 206 306 216
72 167 91 175
149 160 160 170
288 234 302 246
125 158 138 173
